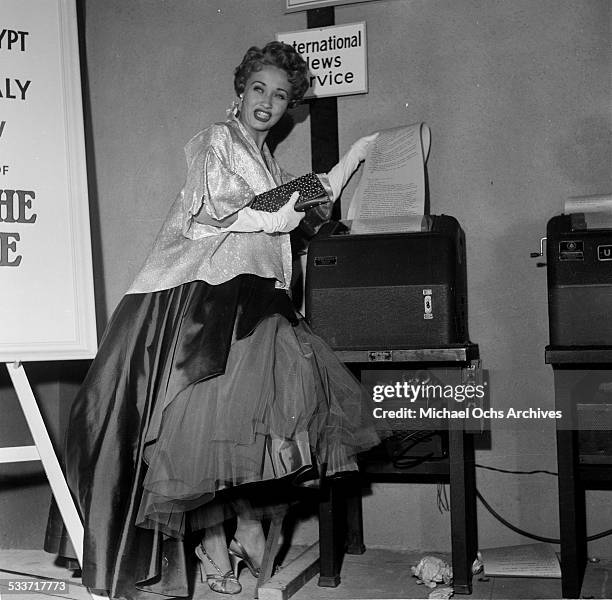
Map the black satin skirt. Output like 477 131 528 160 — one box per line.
65 275 382 599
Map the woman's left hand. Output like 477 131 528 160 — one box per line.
327 132 379 199
349 132 379 163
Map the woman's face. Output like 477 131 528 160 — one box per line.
239 65 291 146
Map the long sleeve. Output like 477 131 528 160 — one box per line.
182 126 255 240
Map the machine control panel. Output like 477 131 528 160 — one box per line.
559 240 584 261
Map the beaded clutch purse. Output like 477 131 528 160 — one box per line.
250 173 331 212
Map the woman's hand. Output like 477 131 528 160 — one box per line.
348 132 379 163
227 191 304 234
273 191 305 232
327 132 379 199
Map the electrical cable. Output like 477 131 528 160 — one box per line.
476 489 559 544
476 463 558 477
476 488 612 543
436 483 450 513
398 453 611 542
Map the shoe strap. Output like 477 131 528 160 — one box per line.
198 543 226 578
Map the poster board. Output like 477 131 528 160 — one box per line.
0 0 97 362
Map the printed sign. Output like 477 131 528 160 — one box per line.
277 22 367 99
0 0 97 361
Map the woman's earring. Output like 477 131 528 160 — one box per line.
235 95 244 115
227 96 242 117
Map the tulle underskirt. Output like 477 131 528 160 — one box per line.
136 313 380 537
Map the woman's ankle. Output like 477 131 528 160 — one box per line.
233 520 265 563
200 529 232 574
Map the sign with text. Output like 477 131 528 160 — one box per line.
277 22 367 99
285 0 381 12
0 0 97 361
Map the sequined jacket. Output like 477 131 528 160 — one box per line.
128 115 331 294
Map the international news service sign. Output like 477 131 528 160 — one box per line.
277 22 367 99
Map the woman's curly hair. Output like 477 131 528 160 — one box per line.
234 41 309 108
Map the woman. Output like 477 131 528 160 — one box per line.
66 41 381 598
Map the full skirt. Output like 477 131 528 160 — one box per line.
65 275 382 599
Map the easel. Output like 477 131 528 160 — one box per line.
1 361 106 600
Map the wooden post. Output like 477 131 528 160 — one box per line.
307 7 341 219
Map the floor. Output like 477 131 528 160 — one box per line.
0 548 610 600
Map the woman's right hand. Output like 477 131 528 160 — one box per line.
273 191 305 232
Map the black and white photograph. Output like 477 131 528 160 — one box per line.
1 1 611 599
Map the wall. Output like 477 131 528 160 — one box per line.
3 0 611 558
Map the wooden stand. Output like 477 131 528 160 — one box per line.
545 346 612 599
0 362 106 600
317 345 481 594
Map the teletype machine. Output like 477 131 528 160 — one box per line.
540 210 612 598
305 214 481 594
546 213 612 346
305 215 468 350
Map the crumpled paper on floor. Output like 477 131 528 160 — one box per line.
427 585 454 599
411 555 453 589
472 551 484 574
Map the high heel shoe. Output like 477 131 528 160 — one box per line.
228 537 261 578
195 543 242 595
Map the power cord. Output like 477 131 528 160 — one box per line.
475 463 612 543
476 463 558 477
437 483 450 513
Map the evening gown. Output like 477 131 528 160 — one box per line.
65 117 384 599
